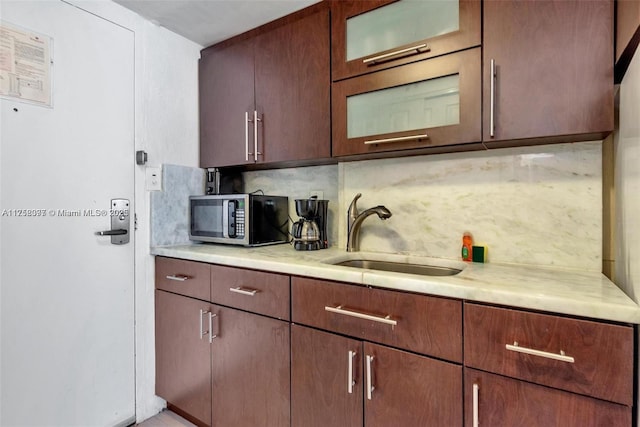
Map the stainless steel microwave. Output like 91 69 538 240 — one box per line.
189 194 289 246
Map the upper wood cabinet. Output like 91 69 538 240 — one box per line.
483 0 614 145
330 0 481 81
332 48 481 158
199 6 330 168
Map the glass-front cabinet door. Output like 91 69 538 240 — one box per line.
331 0 481 81
332 48 481 157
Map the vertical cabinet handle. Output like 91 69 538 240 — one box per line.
199 309 209 339
253 110 262 161
348 350 356 394
472 383 479 427
366 355 375 400
490 59 496 138
245 112 252 161
209 312 217 343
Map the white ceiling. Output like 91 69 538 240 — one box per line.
114 0 320 47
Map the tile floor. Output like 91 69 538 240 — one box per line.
136 410 196 427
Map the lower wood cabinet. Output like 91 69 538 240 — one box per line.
291 324 462 427
211 305 290 427
155 258 636 427
464 369 631 427
155 257 290 427
155 290 211 426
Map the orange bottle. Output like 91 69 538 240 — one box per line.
461 232 473 262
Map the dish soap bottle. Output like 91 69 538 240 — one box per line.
461 232 473 262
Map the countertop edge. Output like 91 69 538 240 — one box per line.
151 245 640 325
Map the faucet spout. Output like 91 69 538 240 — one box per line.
346 194 392 252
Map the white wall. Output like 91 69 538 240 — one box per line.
613 44 640 425
34 0 202 421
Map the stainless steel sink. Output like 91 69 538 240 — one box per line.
334 259 462 276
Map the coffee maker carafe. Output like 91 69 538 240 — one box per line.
292 197 329 251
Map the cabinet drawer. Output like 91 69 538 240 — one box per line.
211 265 290 320
292 277 462 362
331 0 481 81
332 48 481 157
464 368 631 427
464 303 634 406
155 257 210 301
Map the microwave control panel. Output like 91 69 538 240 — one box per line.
228 200 245 238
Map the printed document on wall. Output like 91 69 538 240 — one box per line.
0 21 52 106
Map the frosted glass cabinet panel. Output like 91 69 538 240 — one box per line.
332 0 480 81
347 74 460 139
332 48 481 157
346 1 459 62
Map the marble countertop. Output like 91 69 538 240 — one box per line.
151 244 640 324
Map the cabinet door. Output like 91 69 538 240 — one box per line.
211 305 290 427
464 369 631 427
155 290 211 426
254 8 331 164
332 48 481 157
331 0 480 81
200 40 255 168
291 325 363 427
483 0 613 144
364 343 462 427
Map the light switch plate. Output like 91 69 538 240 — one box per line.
145 166 162 191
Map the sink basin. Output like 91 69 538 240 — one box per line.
333 259 462 277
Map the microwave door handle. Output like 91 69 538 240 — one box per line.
222 200 229 238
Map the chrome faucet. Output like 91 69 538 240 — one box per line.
346 193 392 252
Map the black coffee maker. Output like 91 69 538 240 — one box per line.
291 197 329 251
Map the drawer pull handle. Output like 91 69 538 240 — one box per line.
229 286 259 296
325 305 397 326
362 43 430 65
348 350 356 394
506 341 575 363
364 133 428 145
166 274 189 282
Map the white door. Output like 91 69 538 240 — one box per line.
0 1 135 425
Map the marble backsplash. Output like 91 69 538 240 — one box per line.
150 164 204 246
246 141 602 271
151 141 602 271
338 142 602 270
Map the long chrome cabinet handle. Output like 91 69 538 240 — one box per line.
472 383 479 427
229 286 259 296
199 309 209 339
366 355 375 400
363 43 429 65
490 58 496 137
209 312 217 343
325 305 397 326
166 274 189 282
245 111 250 161
253 110 262 161
364 133 428 145
505 341 575 363
348 350 356 394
